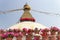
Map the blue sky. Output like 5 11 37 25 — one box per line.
0 0 60 29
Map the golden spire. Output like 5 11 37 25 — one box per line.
23 3 31 11
20 3 35 22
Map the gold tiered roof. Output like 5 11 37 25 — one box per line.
20 4 35 22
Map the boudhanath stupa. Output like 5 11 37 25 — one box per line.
0 3 60 40
9 3 47 30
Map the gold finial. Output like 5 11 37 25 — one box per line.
23 3 31 11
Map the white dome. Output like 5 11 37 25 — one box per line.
8 21 47 30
